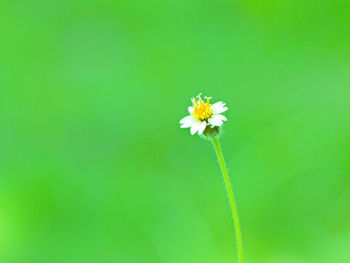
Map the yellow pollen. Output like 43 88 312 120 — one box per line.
192 94 212 121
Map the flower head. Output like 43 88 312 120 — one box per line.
179 94 228 135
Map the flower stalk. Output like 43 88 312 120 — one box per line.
211 136 243 263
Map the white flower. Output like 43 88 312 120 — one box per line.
179 94 228 135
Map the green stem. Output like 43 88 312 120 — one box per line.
211 136 243 263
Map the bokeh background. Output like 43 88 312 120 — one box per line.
1 0 350 262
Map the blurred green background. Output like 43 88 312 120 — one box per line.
1 0 350 262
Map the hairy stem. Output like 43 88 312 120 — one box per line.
211 136 243 263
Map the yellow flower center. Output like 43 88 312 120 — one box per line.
192 94 212 121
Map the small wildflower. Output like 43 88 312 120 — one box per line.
179 94 242 262
179 94 228 135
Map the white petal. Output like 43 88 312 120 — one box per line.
190 125 198 135
214 114 227 121
198 122 207 135
190 121 202 135
180 123 192 128
188 106 194 114
208 115 224 126
197 122 207 135
211 102 228 114
213 101 226 107
180 116 196 128
179 115 195 124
